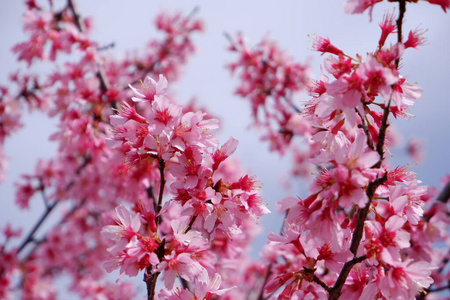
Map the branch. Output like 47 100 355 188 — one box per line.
395 0 406 69
145 271 160 300
67 0 85 32
155 159 166 226
437 181 450 203
67 0 111 96
328 3 407 297
16 155 91 256
144 239 165 300
328 256 367 300
303 267 332 293
17 200 58 254
356 107 375 151
257 264 272 300
144 159 166 299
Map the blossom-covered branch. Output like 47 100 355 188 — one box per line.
0 0 204 298
228 0 449 299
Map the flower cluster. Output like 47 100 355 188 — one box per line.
102 74 269 297
344 0 450 18
0 1 205 298
229 3 449 299
228 34 314 179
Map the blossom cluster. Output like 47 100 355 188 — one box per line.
344 0 450 19
102 74 270 298
0 1 206 298
228 34 314 179
229 3 449 300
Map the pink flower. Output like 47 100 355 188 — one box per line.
390 77 422 110
305 199 346 251
317 243 353 273
343 0 383 21
103 250 140 278
158 274 233 300
324 55 354 79
403 27 428 49
129 74 168 102
110 101 147 126
15 182 35 209
325 72 365 127
156 251 208 290
425 0 450 12
340 264 369 299
144 131 174 161
126 235 160 268
363 215 411 264
2 224 22 240
101 205 141 254
211 137 239 171
311 35 344 56
193 273 234 300
148 96 182 135
378 12 397 48
355 55 398 102
168 146 204 189
171 219 209 250
379 260 434 299
335 133 380 171
265 272 295 294
239 192 271 218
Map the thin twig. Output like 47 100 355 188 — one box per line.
155 159 166 226
17 201 58 254
395 0 406 69
98 42 115 51
356 107 375 151
256 264 272 300
16 155 91 256
67 0 111 96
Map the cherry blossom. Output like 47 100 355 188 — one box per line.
129 74 168 103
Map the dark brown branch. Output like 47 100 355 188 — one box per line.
328 256 367 300
67 0 111 97
328 3 407 297
98 42 115 51
257 264 273 300
17 201 58 254
39 180 50 209
184 215 197 234
327 173 387 300
304 267 332 292
155 159 166 226
437 181 450 203
373 97 391 168
67 0 85 32
17 155 91 256
22 198 88 261
144 239 165 300
351 175 387 255
145 271 160 300
180 277 191 291
283 95 302 114
395 0 406 69
375 0 405 169
356 107 375 151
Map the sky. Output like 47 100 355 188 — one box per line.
0 0 449 297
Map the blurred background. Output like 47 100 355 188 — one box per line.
1 0 449 295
